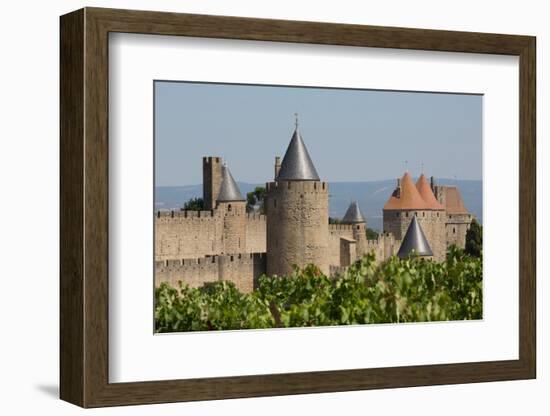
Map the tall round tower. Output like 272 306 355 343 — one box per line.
265 120 329 276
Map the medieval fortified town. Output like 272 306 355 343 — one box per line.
155 122 474 293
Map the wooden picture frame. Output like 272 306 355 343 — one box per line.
60 7 536 408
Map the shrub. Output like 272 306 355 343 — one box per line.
155 249 482 332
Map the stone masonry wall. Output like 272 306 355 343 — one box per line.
446 213 472 249
383 209 446 261
218 201 247 254
363 233 400 264
203 156 222 211
339 238 357 267
328 224 354 267
155 253 266 293
155 207 267 261
245 213 267 253
266 180 329 276
352 223 369 258
155 210 222 261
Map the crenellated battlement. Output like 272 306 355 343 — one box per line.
156 209 216 219
156 252 266 270
366 239 380 247
329 223 354 232
155 252 266 293
203 156 222 165
246 213 267 221
266 180 328 193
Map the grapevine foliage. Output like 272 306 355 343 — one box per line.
155 247 482 332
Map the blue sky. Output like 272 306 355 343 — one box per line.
155 81 482 186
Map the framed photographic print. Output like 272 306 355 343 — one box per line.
60 7 536 408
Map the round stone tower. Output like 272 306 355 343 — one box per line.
342 200 368 258
216 163 247 254
265 121 329 276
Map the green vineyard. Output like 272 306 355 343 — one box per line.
155 247 482 333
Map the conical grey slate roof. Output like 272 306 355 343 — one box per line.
217 164 245 202
397 216 433 258
342 201 365 224
276 128 320 181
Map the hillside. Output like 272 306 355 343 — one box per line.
155 179 482 232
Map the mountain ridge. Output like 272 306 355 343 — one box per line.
155 178 482 232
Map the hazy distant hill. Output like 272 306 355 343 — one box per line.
155 179 482 232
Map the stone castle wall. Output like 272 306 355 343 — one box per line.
432 184 474 250
155 210 222 261
363 233 400 263
245 213 267 253
156 159 471 292
155 208 266 261
328 224 354 267
265 180 330 276
155 253 266 293
446 213 472 249
218 201 248 254
352 223 369 259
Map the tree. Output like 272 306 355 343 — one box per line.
465 219 482 257
365 227 379 240
183 197 204 211
329 217 342 224
247 186 266 213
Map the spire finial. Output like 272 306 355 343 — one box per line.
421 161 424 174
294 112 299 129
404 160 409 172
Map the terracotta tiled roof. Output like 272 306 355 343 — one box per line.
416 174 444 210
443 186 469 214
383 172 430 210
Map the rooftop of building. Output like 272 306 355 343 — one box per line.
276 118 320 181
440 185 469 214
416 174 444 210
383 172 429 210
384 171 452 211
342 201 366 224
397 215 433 258
217 163 245 202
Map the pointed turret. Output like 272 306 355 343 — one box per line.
217 163 245 202
276 124 320 181
266 116 329 276
342 201 366 224
416 174 444 210
397 216 433 258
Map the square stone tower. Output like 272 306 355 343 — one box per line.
203 156 222 210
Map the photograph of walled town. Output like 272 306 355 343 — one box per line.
154 82 483 333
